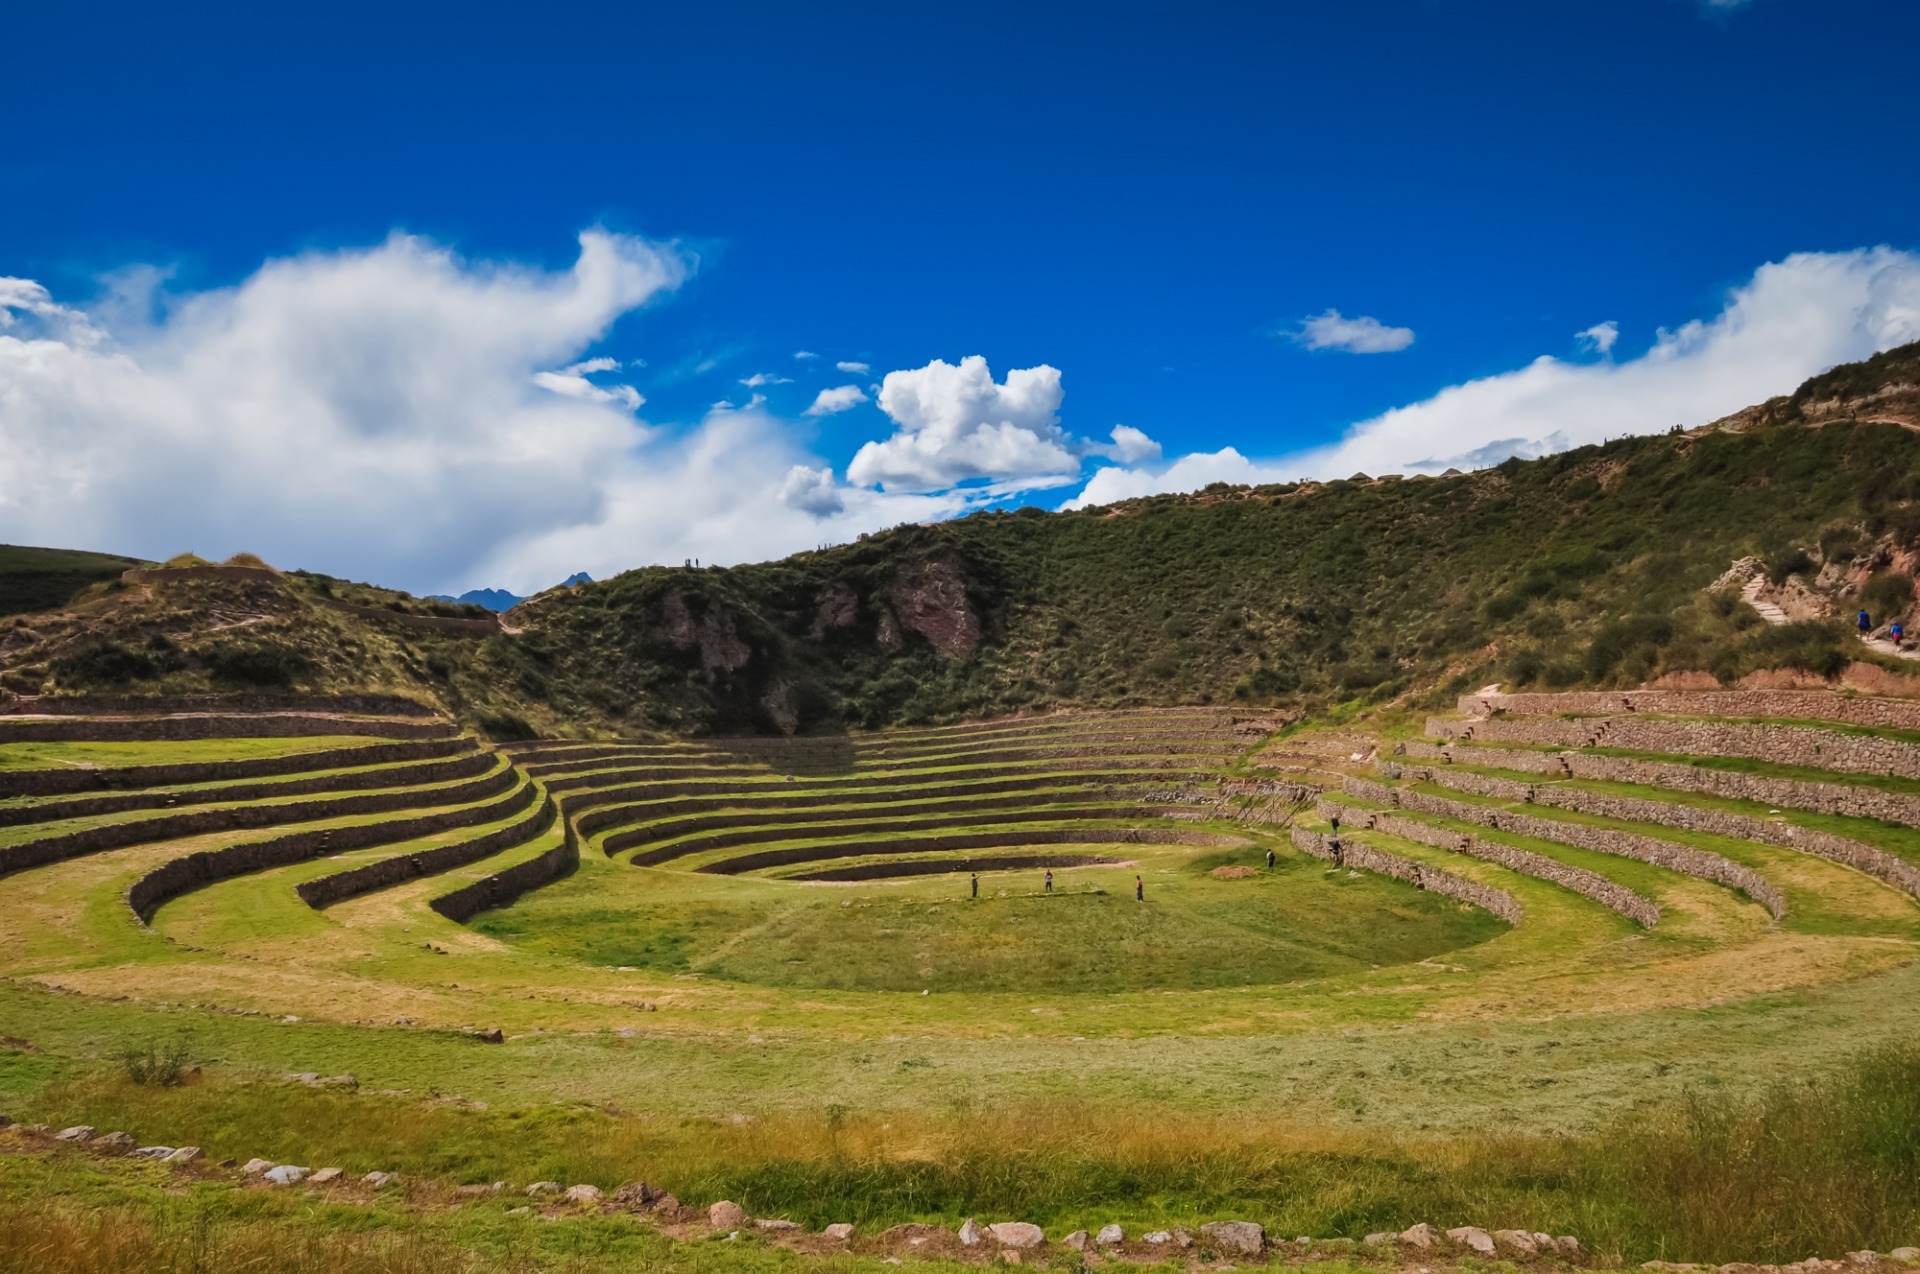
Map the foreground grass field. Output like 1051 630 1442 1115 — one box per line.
3 695 1919 1270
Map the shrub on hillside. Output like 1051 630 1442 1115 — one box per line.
198 641 309 688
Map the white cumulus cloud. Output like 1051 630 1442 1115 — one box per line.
1290 309 1416 354
803 384 869 416
1072 246 1920 507
1576 321 1620 355
778 464 845 517
848 356 1077 492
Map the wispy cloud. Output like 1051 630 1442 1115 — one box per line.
794 349 818 360
836 360 870 374
739 372 792 387
1289 309 1415 354
803 384 869 417
1576 321 1620 355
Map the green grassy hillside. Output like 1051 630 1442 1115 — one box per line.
0 544 148 618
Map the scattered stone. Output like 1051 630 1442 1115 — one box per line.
1144 1232 1174 1245
1003 1253 1023 1264
565 1184 604 1205
129 1146 174 1160
1448 1227 1496 1254
242 1158 276 1176
612 1181 661 1208
959 1219 986 1247
824 1224 855 1241
1889 1251 1920 1264
165 1147 202 1164
362 1171 396 1186
264 1165 309 1185
1174 1229 1196 1249
1200 1222 1266 1257
1097 1224 1126 1246
285 1072 319 1084
92 1132 137 1153
654 1193 681 1214
1850 1256 1881 1267
308 1168 343 1186
1365 1233 1397 1245
53 1125 96 1142
988 1222 1045 1250
709 1200 748 1230
1534 1232 1556 1248
1557 1236 1583 1254
474 1029 505 1044
1064 1231 1091 1250
1295 1236 1312 1246
1496 1229 1539 1254
1401 1224 1437 1249
526 1182 561 1196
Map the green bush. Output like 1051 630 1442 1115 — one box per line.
199 641 309 688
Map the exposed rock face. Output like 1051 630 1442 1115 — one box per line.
809 581 860 638
658 591 752 674
708 1200 748 1230
889 557 981 656
988 1222 1045 1249
91 1131 136 1153
1200 1221 1265 1256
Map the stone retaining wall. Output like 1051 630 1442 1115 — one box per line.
550 761 1202 803
1405 738 1920 832
580 777 1156 850
1392 763 1920 902
429 818 580 923
127 780 538 922
296 787 552 908
0 762 517 879
601 791 1177 852
625 807 1188 868
793 853 1127 882
1461 689 1920 730
699 828 1247 876
0 749 495 829
0 738 471 799
1343 776 1787 916
521 739 1238 779
1316 799 1659 927
0 714 456 745
1288 825 1523 924
0 692 438 718
1428 715 1920 780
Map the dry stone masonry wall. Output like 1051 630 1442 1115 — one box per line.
429 816 580 922
1343 776 1788 917
1429 715 1920 781
1289 826 1523 924
1317 798 1659 927
1461 689 1920 731
296 793 559 908
1390 762 1920 902
0 737 471 799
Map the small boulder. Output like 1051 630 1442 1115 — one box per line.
1448 1226 1496 1254
1534 1232 1556 1248
1496 1229 1539 1254
989 1222 1045 1250
654 1193 681 1214
958 1219 985 1247
362 1171 396 1186
526 1182 561 1196
824 1223 855 1241
1201 1222 1266 1257
1096 1224 1126 1246
612 1181 660 1208
1173 1228 1195 1249
709 1200 748 1230
1851 1255 1882 1267
308 1168 343 1186
1556 1236 1583 1254
165 1147 202 1164
264 1165 309 1185
54 1125 96 1142
1143 1231 1174 1245
1064 1231 1091 1251
286 1072 319 1084
1401 1223 1437 1249
92 1132 137 1154
565 1185 604 1205
129 1146 175 1160
242 1158 275 1176
1888 1251 1920 1265
506 1206 532 1217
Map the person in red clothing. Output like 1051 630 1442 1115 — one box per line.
1135 875 1144 901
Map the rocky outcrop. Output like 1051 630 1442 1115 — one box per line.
888 556 981 656
657 591 751 674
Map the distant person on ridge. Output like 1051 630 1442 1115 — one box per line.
1044 869 1053 893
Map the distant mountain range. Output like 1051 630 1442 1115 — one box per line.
429 572 592 612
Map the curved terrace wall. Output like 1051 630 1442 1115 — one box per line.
0 714 456 744
1289 825 1523 925
0 737 471 799
1462 689 1920 731
1429 715 1920 780
429 817 580 923
698 827 1247 876
297 789 556 908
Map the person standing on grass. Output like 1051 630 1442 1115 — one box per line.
1045 869 1053 893
1266 847 1275 870
971 873 979 899
1135 875 1144 902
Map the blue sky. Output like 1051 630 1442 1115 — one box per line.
4 0 1919 593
